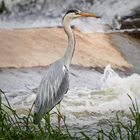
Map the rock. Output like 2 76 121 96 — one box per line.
0 28 132 71
127 31 140 40
110 33 140 74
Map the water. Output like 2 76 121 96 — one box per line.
0 0 139 32
1 65 140 134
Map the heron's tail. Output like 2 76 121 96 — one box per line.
33 112 42 124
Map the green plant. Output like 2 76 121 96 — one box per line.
0 89 140 140
0 0 8 14
0 89 85 140
96 95 140 140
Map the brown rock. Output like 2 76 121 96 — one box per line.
0 28 132 71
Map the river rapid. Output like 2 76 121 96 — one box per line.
1 65 140 135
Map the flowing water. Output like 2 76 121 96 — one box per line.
1 65 140 135
0 0 139 32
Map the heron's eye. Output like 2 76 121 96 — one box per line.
75 11 79 15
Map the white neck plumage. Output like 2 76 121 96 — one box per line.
63 16 76 69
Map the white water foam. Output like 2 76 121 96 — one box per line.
0 0 139 32
2 65 140 113
1 65 140 133
99 65 140 111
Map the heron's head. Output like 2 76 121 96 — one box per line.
63 9 100 22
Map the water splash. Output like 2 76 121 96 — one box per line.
101 64 120 87
96 64 140 111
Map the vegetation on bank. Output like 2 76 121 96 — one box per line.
0 89 140 140
0 1 8 14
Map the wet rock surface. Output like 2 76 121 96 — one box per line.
0 28 132 71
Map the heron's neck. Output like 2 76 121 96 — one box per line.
63 18 75 68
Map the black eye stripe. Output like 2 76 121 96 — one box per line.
66 9 79 15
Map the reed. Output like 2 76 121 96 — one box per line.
0 89 140 140
96 95 140 140
0 89 82 140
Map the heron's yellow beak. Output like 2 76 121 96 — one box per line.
79 12 100 18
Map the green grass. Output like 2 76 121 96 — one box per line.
0 89 140 140
95 95 140 140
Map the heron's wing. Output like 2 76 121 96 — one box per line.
33 59 69 123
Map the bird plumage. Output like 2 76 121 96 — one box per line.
33 59 69 124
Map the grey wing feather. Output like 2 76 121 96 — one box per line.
33 59 69 124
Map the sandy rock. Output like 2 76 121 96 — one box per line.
0 28 132 71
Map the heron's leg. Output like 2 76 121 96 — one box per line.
57 102 61 129
46 112 51 132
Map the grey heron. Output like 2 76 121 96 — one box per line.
33 9 100 125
